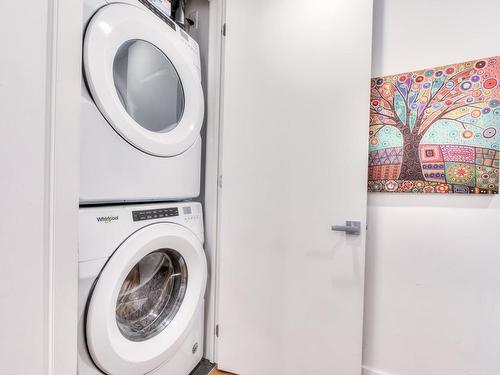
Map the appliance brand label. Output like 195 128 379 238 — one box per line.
96 216 119 223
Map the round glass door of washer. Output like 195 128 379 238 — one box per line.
115 249 188 341
85 222 207 375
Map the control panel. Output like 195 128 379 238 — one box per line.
132 207 179 222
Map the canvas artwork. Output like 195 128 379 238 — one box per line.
368 56 500 194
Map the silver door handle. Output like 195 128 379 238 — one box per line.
331 221 361 235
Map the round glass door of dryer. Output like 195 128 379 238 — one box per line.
113 40 185 134
85 223 207 375
83 3 204 157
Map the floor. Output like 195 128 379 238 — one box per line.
210 369 234 375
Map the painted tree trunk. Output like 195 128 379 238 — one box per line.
399 128 425 181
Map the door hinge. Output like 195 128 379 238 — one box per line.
215 324 220 337
222 23 226 36
218 175 223 189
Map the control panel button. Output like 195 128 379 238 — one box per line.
132 207 179 222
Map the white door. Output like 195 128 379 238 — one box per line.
84 3 204 157
215 0 373 374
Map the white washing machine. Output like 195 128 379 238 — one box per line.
80 0 204 204
78 202 207 375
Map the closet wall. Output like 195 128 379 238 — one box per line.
185 0 218 361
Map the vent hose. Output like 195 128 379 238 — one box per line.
171 0 186 28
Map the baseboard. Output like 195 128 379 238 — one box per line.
362 366 394 375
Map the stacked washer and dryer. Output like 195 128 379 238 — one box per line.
78 1 207 374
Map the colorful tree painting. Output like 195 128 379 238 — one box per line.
368 56 500 194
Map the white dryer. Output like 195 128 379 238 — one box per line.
78 202 207 375
80 0 204 204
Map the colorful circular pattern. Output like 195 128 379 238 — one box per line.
490 100 499 108
446 67 455 75
462 130 474 138
471 109 482 118
461 81 472 90
446 164 474 185
475 61 486 69
436 184 451 193
414 181 425 189
471 75 481 82
483 78 498 89
402 181 414 189
483 127 497 139
385 180 398 192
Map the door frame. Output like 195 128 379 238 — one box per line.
45 0 82 373
203 0 226 363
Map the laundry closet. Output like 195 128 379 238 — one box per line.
1 0 373 374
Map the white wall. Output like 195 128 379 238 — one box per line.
363 1 500 375
0 0 81 374
0 1 50 372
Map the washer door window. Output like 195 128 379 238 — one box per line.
116 249 188 342
86 223 207 375
84 3 204 157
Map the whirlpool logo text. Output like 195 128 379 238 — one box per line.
96 216 119 223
